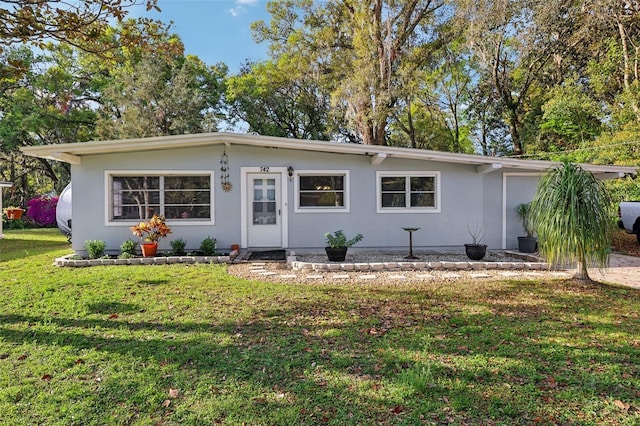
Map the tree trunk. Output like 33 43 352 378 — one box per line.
507 110 522 155
573 256 591 281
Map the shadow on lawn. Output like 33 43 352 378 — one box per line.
0 278 638 424
0 230 70 263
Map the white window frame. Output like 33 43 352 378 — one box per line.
105 170 215 226
294 170 350 213
376 171 441 213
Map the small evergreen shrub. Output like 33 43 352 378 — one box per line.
85 240 106 259
3 216 27 230
170 238 187 256
120 239 138 258
199 237 217 256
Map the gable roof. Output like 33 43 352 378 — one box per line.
20 132 637 179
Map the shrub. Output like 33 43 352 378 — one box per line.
26 196 58 226
324 230 363 248
3 216 27 230
130 215 171 243
85 240 106 259
199 237 217 256
120 239 138 258
170 238 187 256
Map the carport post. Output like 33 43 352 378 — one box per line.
0 182 15 239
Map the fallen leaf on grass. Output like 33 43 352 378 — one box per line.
17 354 28 361
614 400 628 410
75 359 84 365
108 313 119 319
41 374 52 381
0 354 9 360
162 399 171 408
168 388 180 398
613 399 638 412
538 375 559 390
391 405 404 414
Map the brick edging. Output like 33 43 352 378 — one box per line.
54 254 231 267
287 251 549 272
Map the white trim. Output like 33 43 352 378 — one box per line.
240 167 289 248
376 171 441 213
370 152 388 165
293 170 350 213
104 170 215 227
0 182 12 239
477 163 502 174
501 172 542 249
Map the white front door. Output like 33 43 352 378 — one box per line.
247 173 282 247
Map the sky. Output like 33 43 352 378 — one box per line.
135 0 271 72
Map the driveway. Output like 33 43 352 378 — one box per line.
586 254 640 289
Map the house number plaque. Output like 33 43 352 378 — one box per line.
260 166 270 172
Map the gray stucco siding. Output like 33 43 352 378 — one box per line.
503 173 542 249
69 143 541 255
72 146 230 254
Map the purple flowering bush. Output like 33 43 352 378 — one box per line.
26 196 58 227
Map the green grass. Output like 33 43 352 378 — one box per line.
0 229 639 425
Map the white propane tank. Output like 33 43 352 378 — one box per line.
56 183 72 239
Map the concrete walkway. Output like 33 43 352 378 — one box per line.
585 254 640 289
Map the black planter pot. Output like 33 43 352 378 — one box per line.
325 246 348 262
464 244 487 260
517 236 537 253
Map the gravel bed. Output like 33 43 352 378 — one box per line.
293 250 527 264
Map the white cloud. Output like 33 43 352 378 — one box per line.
229 0 258 17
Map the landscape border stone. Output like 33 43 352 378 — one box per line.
288 251 548 272
54 254 230 267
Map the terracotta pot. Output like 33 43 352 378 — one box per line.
230 244 240 251
141 242 158 257
5 208 23 220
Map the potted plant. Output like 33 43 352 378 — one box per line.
3 206 24 220
130 215 172 257
324 230 363 262
515 202 537 253
464 222 487 260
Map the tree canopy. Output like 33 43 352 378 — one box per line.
2 0 640 204
0 0 162 54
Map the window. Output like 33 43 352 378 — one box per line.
295 171 349 212
109 173 212 222
377 171 440 213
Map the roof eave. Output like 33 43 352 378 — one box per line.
19 132 639 175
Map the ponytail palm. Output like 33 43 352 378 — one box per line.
528 161 613 281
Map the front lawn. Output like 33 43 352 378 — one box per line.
0 229 638 425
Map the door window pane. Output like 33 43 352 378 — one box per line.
253 178 277 225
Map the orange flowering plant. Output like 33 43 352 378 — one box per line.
130 215 172 243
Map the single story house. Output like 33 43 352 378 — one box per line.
21 132 637 256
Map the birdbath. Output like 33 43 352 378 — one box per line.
402 227 420 259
